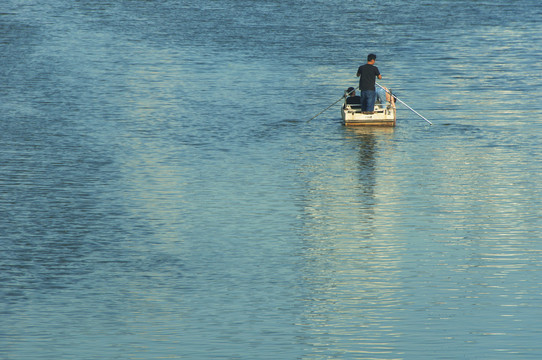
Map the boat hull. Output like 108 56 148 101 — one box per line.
341 103 396 127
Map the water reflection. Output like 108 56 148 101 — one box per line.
298 127 404 358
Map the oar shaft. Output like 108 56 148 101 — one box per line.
308 87 358 123
394 97 433 125
376 82 432 125
307 97 343 122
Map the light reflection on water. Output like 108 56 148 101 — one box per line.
293 118 542 356
297 126 402 357
2 0 542 359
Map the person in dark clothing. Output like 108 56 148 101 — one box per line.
345 87 361 105
356 54 382 113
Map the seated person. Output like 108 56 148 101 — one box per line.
345 87 361 105
375 86 395 105
376 87 387 104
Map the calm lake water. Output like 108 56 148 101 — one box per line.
2 0 542 359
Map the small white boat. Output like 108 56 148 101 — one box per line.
341 89 396 127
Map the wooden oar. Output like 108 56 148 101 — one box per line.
376 82 433 125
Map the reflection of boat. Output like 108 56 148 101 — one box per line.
346 126 395 136
341 90 396 127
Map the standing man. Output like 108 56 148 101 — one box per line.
356 53 382 113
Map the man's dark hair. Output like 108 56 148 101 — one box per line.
367 53 377 61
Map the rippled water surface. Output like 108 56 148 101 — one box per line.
2 0 542 359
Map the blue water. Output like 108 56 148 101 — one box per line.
2 0 542 359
